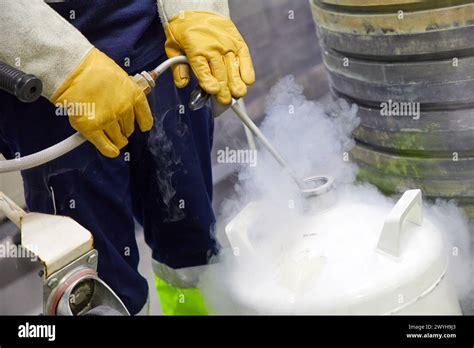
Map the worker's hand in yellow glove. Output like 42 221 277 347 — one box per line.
164 11 256 105
51 48 153 158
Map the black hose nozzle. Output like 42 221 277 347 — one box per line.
0 61 42 103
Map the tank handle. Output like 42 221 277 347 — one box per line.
377 189 423 258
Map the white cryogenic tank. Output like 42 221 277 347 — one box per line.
224 189 462 315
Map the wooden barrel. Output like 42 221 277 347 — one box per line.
311 0 474 60
311 0 474 218
320 0 468 8
353 106 474 155
352 145 474 219
323 48 474 104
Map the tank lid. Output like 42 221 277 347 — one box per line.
224 190 450 314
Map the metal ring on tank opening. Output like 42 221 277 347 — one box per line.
300 175 334 197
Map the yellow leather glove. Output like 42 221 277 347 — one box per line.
51 48 153 158
164 11 256 105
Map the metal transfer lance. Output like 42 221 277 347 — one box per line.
188 88 334 197
229 100 306 191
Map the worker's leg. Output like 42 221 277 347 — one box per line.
0 91 149 315
130 56 217 315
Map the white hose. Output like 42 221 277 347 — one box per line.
0 133 87 173
0 57 189 173
152 56 188 75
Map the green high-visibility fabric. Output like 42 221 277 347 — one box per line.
153 273 209 315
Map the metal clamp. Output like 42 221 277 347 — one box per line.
300 175 335 197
